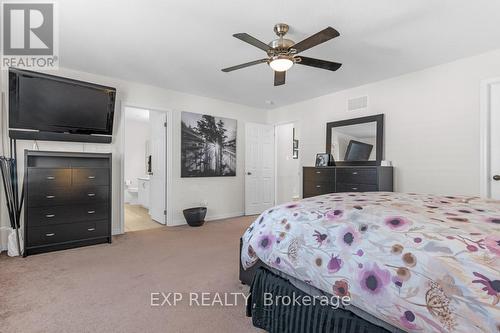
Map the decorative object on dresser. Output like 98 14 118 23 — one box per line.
24 151 112 257
315 153 334 167
303 166 393 198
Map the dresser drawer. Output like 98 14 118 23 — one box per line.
27 224 72 246
336 168 377 185
73 186 109 204
27 204 109 226
303 181 335 198
27 187 71 207
27 168 71 189
73 220 109 240
336 183 378 193
303 168 335 183
73 168 109 186
27 220 109 247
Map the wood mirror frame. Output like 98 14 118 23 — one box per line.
325 114 384 166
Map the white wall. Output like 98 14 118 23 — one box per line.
268 49 500 196
124 108 150 204
0 67 267 249
275 123 300 204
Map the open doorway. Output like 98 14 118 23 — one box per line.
123 106 166 232
275 122 301 204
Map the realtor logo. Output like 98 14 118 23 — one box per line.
1 1 58 69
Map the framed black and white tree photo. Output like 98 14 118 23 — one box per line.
181 112 237 177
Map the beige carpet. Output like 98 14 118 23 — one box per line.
0 216 260 333
124 203 163 232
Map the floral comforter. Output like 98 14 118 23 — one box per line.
241 192 500 333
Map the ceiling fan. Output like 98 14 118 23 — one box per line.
221 23 342 86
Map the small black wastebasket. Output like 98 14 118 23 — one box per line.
182 207 207 227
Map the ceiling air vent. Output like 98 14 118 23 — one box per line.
347 96 368 111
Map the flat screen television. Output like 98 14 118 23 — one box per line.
344 140 373 161
9 68 116 136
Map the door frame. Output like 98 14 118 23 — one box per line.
479 77 500 198
119 104 173 233
273 120 300 204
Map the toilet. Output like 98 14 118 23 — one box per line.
125 180 139 204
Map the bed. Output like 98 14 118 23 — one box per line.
241 192 500 332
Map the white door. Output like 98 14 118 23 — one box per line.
149 111 167 224
245 123 275 215
489 81 500 199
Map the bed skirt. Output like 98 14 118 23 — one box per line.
247 267 391 333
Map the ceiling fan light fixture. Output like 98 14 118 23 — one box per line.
269 55 294 72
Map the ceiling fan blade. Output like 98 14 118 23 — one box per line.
221 59 268 72
297 56 342 71
274 71 286 86
292 27 340 53
233 33 271 52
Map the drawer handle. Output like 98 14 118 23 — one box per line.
87 193 96 197
88 176 96 179
46 195 55 199
316 185 321 188
87 228 96 232
352 172 358 175
45 214 56 218
45 233 55 237
46 176 55 180
352 187 358 191
87 210 96 214
315 171 321 174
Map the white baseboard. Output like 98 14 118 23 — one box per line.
168 211 245 227
207 211 245 222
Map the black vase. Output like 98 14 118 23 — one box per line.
182 207 207 227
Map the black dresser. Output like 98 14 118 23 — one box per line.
303 166 393 198
24 151 112 256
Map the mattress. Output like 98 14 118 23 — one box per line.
241 192 500 332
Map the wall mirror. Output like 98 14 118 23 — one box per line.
326 114 384 166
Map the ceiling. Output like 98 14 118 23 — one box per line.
59 0 500 109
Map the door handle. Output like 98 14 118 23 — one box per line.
493 175 500 181
247 172 252 175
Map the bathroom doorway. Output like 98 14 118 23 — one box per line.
123 106 166 232
275 122 301 204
